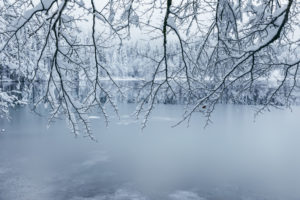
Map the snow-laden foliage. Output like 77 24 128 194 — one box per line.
0 0 300 136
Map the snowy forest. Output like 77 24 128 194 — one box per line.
1 0 300 136
2 1 300 200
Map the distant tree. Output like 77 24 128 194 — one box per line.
0 0 299 136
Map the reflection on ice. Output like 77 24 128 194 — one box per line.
169 191 206 200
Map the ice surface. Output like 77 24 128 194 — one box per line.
1 104 300 200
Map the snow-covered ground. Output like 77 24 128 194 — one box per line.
0 104 300 200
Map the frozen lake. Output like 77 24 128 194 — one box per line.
0 104 300 200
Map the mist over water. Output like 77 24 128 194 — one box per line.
0 104 300 200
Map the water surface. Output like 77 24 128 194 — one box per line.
0 104 300 200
